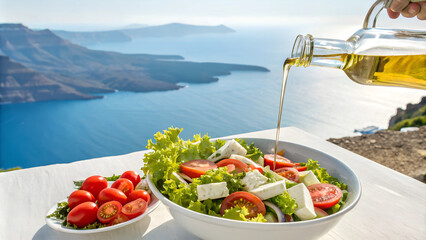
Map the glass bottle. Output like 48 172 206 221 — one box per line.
289 0 426 89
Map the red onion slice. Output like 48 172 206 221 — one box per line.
263 201 286 222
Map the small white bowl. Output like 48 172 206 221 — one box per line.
147 138 361 240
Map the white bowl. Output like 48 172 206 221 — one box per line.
147 138 361 240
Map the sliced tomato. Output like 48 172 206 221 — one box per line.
111 178 134 197
107 213 130 226
249 164 263 174
67 202 98 228
122 198 147 219
293 163 307 172
225 164 236 173
127 190 151 204
216 159 248 173
80 175 108 200
307 183 342 209
263 154 295 170
180 159 217 178
68 190 96 209
120 171 141 187
314 207 329 218
97 201 122 224
97 188 127 206
274 167 300 182
220 192 266 218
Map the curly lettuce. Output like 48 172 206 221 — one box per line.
222 205 267 222
267 191 297 215
142 127 225 188
236 139 263 162
300 159 347 190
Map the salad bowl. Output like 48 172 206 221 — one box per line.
146 138 361 240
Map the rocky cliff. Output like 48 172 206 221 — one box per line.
388 96 426 130
0 55 100 103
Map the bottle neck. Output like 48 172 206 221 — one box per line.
291 34 353 69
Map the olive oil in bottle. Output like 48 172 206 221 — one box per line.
341 54 426 89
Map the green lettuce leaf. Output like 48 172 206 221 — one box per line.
301 159 347 190
267 191 297 215
236 139 263 162
222 205 267 222
142 127 223 188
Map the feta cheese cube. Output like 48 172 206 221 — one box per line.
207 139 247 162
197 182 229 201
249 180 286 200
299 170 320 186
241 170 268 191
287 183 316 220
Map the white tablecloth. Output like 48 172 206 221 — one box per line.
1 127 425 240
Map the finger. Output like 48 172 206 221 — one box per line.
417 2 426 20
401 3 420 18
390 0 410 12
387 8 401 18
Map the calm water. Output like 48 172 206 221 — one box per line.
1 25 424 169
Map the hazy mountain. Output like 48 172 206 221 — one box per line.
52 23 235 46
120 23 148 29
0 23 268 104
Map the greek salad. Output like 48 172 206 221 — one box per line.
142 127 348 223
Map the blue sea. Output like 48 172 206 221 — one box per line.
1 25 424 169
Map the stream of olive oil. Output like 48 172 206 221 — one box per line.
273 58 296 168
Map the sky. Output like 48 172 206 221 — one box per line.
0 0 379 30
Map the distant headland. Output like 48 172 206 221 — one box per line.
0 23 268 104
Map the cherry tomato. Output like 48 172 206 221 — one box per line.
314 207 329 218
122 198 147 219
97 188 127 206
307 183 342 209
80 175 108 199
111 178 134 197
67 202 98 228
107 213 129 226
249 164 263 174
68 190 96 209
274 167 300 182
263 154 295 170
220 191 266 218
127 190 151 204
120 171 141 187
97 201 122 224
180 159 217 178
216 159 248 173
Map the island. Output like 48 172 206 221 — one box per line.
0 23 268 104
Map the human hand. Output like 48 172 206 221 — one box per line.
387 0 426 20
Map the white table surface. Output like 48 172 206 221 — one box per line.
1 127 425 240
